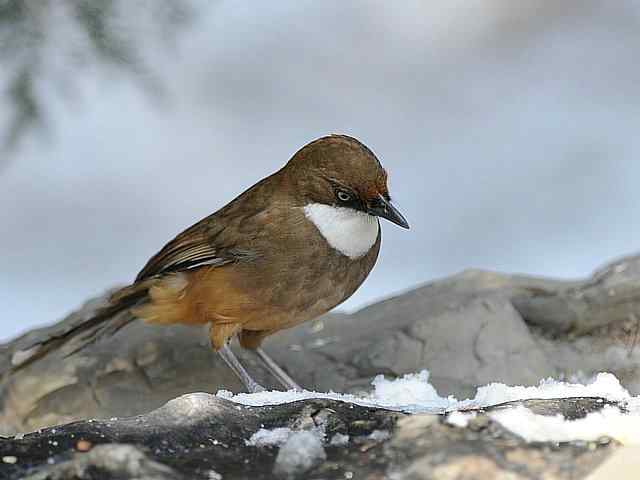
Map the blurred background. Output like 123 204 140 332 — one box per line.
1 0 639 341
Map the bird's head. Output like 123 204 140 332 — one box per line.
285 134 409 230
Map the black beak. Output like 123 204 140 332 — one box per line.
368 194 410 229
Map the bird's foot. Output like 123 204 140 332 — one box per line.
218 343 267 394
246 380 266 394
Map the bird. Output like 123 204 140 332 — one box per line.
12 134 409 393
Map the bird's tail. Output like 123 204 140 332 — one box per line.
9 281 153 373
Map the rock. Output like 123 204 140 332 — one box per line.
585 447 640 480
4 253 640 435
21 444 182 480
0 394 623 480
3 253 640 478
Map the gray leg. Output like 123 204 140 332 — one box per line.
218 344 265 393
255 347 302 391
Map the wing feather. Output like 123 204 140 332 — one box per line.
134 179 270 282
135 225 229 281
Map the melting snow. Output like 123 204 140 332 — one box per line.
219 371 630 413
366 430 391 442
490 405 640 444
222 370 640 446
329 433 349 446
246 427 294 447
446 411 476 428
273 431 326 477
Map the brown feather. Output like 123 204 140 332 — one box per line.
135 221 225 281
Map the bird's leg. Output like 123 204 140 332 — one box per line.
218 343 265 393
254 347 302 391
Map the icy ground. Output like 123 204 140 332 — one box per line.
219 371 640 446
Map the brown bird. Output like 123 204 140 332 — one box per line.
13 135 409 392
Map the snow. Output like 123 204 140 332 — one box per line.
446 411 476 428
463 373 630 407
218 370 455 412
273 431 327 477
246 427 294 447
329 433 349 446
225 370 640 446
219 371 629 413
366 430 391 442
490 405 640 445
207 471 222 480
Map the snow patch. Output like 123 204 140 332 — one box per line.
329 433 350 446
217 370 454 412
366 430 391 442
220 370 640 446
273 430 327 477
462 372 630 408
490 405 640 445
219 371 629 413
246 427 293 447
447 411 476 428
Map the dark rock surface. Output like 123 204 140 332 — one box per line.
0 394 620 480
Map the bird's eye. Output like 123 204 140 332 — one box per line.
336 190 352 203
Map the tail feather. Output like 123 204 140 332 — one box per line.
10 282 151 373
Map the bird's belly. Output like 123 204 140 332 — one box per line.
241 255 373 331
241 286 342 332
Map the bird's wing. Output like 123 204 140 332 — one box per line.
135 217 232 281
135 176 275 282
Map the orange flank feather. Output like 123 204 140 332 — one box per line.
132 266 266 349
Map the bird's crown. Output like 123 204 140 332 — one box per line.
285 134 390 207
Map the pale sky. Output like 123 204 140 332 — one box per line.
2 1 640 341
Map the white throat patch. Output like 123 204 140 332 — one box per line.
304 203 379 259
